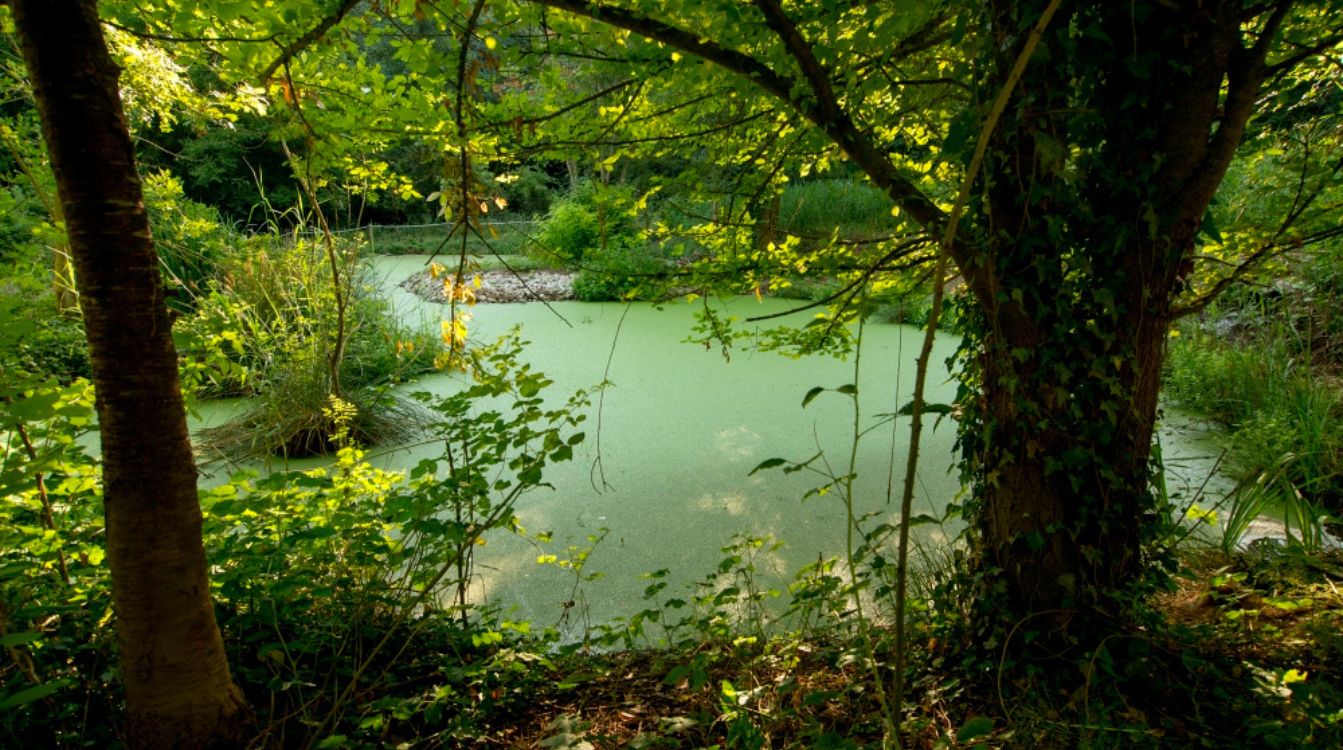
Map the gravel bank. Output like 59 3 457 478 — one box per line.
400 268 575 303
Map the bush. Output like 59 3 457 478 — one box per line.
494 164 560 217
0 337 590 747
11 313 90 383
537 199 600 264
571 237 666 301
0 375 115 747
0 255 90 383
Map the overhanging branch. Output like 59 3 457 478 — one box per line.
526 0 960 272
259 0 361 83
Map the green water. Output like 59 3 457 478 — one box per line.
190 255 1230 635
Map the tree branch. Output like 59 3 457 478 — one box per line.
259 0 361 84
1173 0 1293 228
526 0 953 248
1267 33 1343 76
478 77 637 132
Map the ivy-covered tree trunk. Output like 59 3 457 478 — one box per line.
961 0 1285 637
11 0 251 746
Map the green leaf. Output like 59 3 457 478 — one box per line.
0 632 41 648
749 457 787 475
7 391 61 421
835 383 857 396
1198 206 1223 243
801 386 825 408
941 108 977 163
0 679 68 710
956 716 994 742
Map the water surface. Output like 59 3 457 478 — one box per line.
192 255 1229 635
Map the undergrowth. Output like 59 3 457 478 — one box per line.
4 287 1343 748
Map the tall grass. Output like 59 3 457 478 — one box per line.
778 179 896 240
1165 319 1343 544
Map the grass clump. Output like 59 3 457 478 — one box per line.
180 236 438 459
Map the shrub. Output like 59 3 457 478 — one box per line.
572 237 666 301
0 256 90 382
0 336 590 747
0 375 114 747
537 199 600 264
495 164 560 217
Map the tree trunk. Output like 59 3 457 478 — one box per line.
960 0 1283 641
11 1 251 746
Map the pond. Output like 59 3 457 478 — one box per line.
193 255 1231 637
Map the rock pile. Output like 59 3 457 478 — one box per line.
400 268 575 303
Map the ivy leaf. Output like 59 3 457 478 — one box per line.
1198 206 1223 244
0 632 41 648
941 108 977 164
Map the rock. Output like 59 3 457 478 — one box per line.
400 268 575 304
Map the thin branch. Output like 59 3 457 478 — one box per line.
447 0 490 365
511 110 771 151
1173 224 1343 318
477 77 637 131
1267 33 1343 76
743 237 936 323
666 200 921 248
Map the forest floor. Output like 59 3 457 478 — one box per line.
450 547 1343 749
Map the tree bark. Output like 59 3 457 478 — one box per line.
11 1 250 746
961 0 1286 639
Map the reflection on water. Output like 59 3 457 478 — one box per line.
184 255 1230 637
